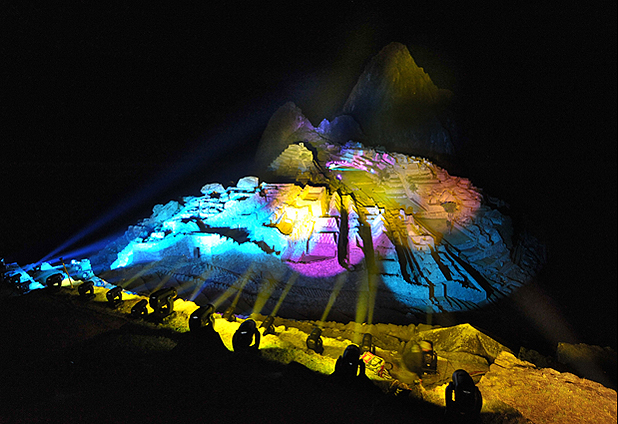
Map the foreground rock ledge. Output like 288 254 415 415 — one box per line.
477 351 617 424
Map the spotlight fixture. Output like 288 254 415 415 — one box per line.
149 287 177 319
18 282 30 294
334 344 365 378
360 333 375 354
11 274 29 294
419 340 437 374
232 319 260 353
222 305 236 322
78 280 95 300
131 299 149 317
260 315 276 336
106 286 123 306
445 369 483 419
306 327 324 355
46 273 64 290
189 304 216 332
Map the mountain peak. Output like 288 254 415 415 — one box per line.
343 42 440 114
341 42 454 163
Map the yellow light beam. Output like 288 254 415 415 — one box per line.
212 263 255 310
271 272 298 316
187 268 214 301
366 272 378 326
355 271 369 328
251 276 279 317
319 272 347 324
119 261 159 289
228 278 250 312
148 261 185 294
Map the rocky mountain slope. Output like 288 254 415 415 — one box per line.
255 42 458 171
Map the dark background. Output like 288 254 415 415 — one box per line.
2 3 616 349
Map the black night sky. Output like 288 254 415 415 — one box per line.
2 3 616 349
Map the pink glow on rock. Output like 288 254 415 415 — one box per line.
287 244 365 277
288 257 346 277
348 245 365 265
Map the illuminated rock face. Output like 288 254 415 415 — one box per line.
91 44 544 322
94 140 543 322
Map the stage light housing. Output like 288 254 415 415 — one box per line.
260 315 276 336
189 304 216 332
334 344 365 378
106 286 123 306
360 333 375 354
131 299 148 317
149 287 177 318
78 280 95 300
222 305 236 322
420 340 438 374
306 327 324 355
232 319 260 353
14 276 29 294
445 369 483 419
46 273 63 290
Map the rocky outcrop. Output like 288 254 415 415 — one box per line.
556 342 617 389
418 323 511 363
478 351 617 424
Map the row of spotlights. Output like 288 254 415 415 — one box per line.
17 270 480 416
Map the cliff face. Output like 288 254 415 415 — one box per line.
341 42 455 163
